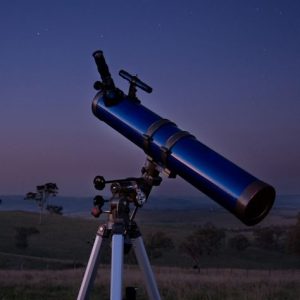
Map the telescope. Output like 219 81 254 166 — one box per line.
91 50 275 226
78 51 277 300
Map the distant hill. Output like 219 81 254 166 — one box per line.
0 194 299 214
273 195 300 209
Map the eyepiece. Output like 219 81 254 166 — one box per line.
92 50 115 89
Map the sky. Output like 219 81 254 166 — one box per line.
0 0 299 197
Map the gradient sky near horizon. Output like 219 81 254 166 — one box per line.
0 0 299 197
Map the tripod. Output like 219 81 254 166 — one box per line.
77 159 163 300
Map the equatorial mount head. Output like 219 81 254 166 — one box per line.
91 159 163 220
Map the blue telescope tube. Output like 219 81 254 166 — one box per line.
92 92 275 226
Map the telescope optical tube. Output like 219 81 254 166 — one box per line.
92 92 275 226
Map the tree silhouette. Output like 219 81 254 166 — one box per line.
180 223 225 271
253 226 284 250
145 231 174 259
229 234 250 252
25 182 59 224
288 212 300 255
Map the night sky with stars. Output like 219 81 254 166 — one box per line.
0 0 299 197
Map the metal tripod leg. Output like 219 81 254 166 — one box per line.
77 225 107 300
132 236 161 300
110 234 124 300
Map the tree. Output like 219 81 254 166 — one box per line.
253 226 284 250
288 212 300 255
145 231 174 259
180 223 225 271
229 234 250 252
25 182 59 224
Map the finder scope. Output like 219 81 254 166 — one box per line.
119 70 153 94
91 50 275 226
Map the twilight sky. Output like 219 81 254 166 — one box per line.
0 0 299 197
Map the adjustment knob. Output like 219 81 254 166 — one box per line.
93 195 105 207
93 176 106 190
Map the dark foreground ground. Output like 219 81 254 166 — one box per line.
0 209 299 299
0 267 299 300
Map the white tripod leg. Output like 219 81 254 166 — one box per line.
110 234 124 300
132 236 161 300
77 225 107 300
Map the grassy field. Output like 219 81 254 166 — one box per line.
0 266 299 299
0 210 299 269
0 210 299 299
0 211 99 267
